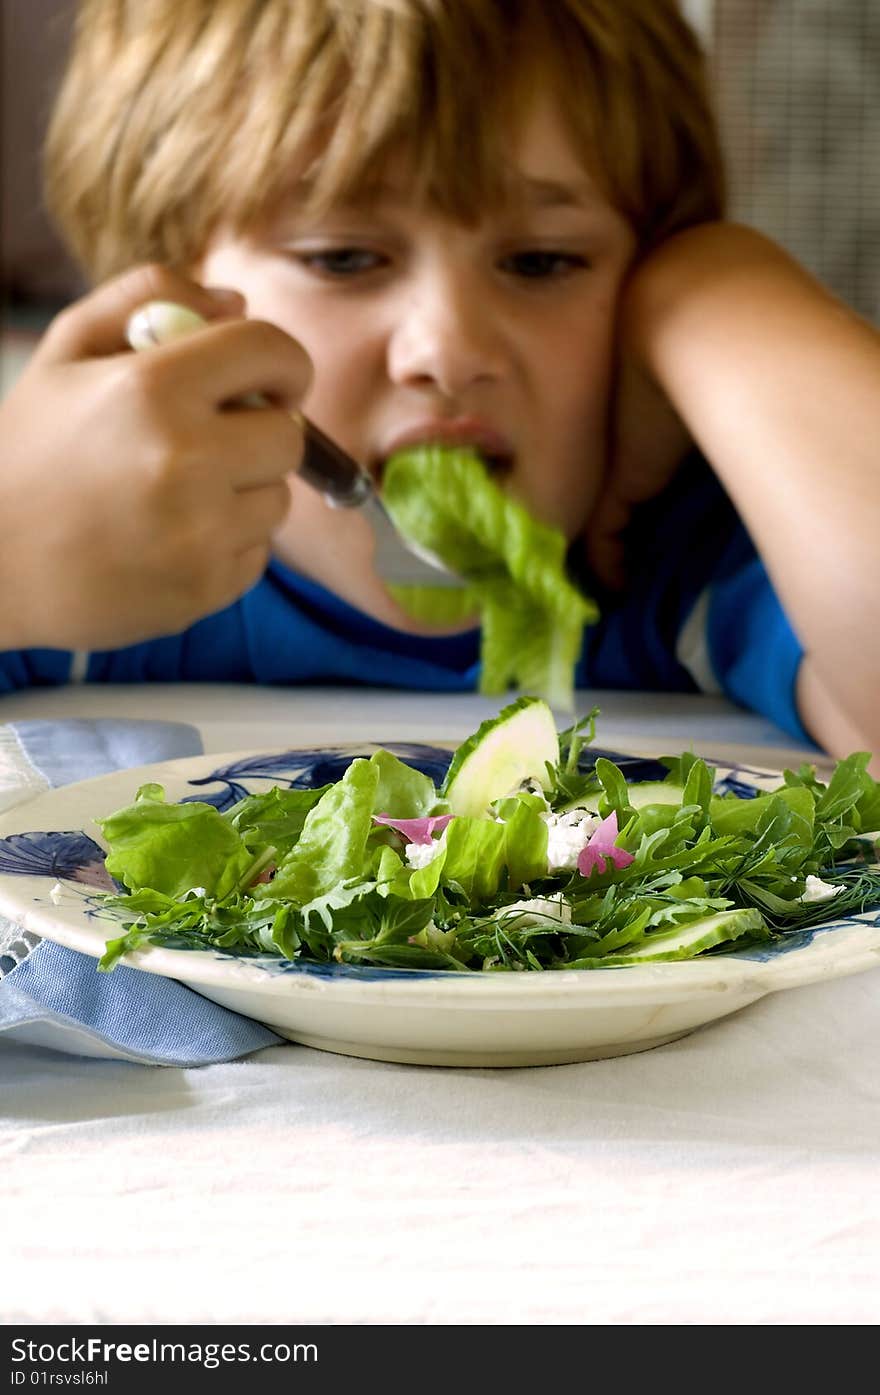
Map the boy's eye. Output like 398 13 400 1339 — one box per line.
294 247 385 276
501 250 590 279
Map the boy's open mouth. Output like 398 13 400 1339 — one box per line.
371 425 516 487
372 450 514 489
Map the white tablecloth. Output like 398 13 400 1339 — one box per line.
3 686 878 1326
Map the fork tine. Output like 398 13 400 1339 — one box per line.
360 494 466 588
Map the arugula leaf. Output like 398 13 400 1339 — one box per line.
593 757 633 816
708 786 815 846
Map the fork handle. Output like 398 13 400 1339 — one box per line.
296 416 374 508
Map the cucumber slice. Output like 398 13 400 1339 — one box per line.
625 781 685 809
558 780 684 817
442 696 560 818
585 907 766 965
557 793 601 815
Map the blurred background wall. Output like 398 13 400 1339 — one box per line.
716 0 879 324
1 0 878 322
1 0 83 308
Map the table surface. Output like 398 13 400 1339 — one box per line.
3 684 878 1326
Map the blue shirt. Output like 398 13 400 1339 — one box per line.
0 454 810 743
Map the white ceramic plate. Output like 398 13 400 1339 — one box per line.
1 742 879 1067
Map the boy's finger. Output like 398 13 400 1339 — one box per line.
227 480 294 550
216 409 306 488
38 264 245 363
148 316 314 413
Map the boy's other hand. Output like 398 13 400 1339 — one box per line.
0 264 311 651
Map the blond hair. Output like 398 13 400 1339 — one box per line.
45 0 725 282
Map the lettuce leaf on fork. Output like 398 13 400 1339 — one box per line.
381 447 598 711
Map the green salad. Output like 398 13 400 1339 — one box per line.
382 447 597 711
94 697 880 974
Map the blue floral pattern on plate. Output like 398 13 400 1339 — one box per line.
182 743 456 811
0 829 114 890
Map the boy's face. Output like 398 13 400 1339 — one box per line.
198 96 636 619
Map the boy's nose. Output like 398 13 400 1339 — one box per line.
387 277 506 397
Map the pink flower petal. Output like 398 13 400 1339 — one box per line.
576 811 635 878
372 813 454 845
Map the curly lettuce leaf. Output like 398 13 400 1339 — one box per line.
261 749 446 907
262 757 380 905
369 748 445 820
226 785 329 857
96 784 256 900
382 447 598 711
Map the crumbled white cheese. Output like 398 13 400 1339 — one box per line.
540 808 599 872
50 881 65 905
500 893 572 927
404 833 447 871
800 874 846 904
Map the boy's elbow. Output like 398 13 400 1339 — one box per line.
796 657 880 771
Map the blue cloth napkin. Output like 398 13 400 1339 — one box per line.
0 718 283 1066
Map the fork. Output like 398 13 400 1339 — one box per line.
125 300 465 588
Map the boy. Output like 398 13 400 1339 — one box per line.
1 0 878 767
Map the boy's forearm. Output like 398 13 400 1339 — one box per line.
623 222 880 757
